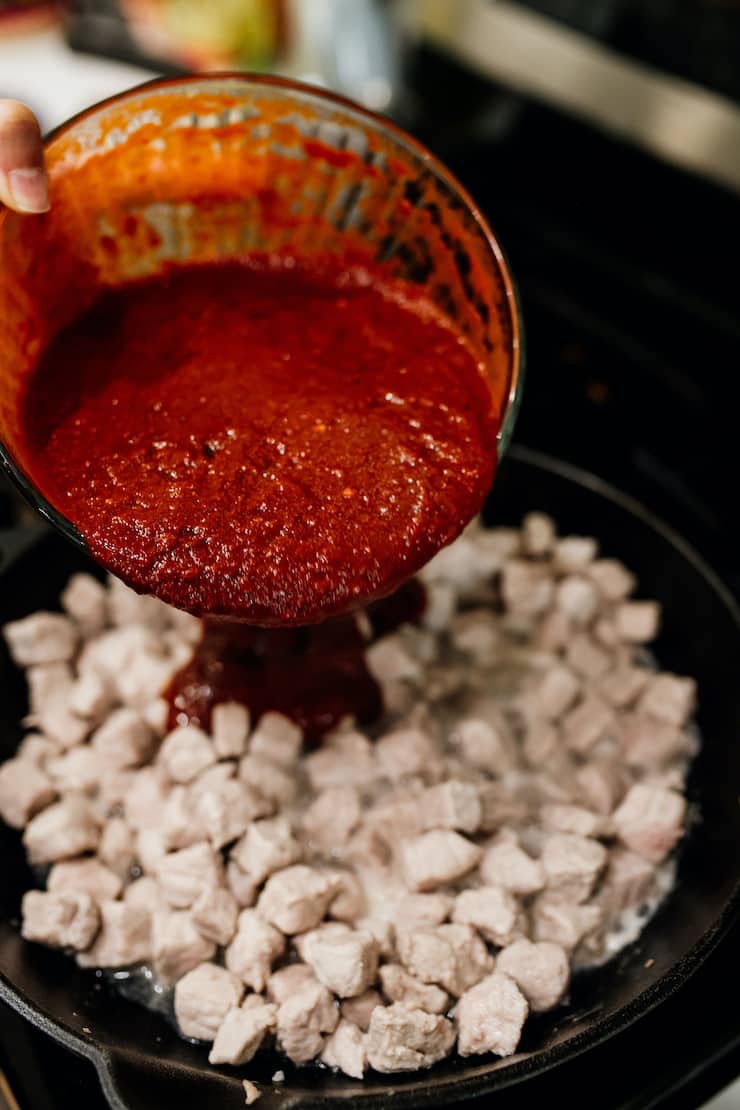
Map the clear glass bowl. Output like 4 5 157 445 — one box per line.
0 73 524 552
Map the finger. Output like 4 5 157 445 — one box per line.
0 99 48 214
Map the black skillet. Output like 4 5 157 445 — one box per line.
1 443 740 1110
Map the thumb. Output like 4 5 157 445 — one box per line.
0 99 49 214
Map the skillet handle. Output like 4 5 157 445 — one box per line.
100 1050 312 1110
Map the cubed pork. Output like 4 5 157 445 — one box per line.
209 1002 278 1066
531 897 603 951
47 858 122 902
535 608 572 653
540 804 606 839
522 512 556 557
419 780 482 834
601 849 656 914
575 760 626 816
276 980 339 1064
452 886 522 947
298 924 379 998
68 671 113 721
450 714 516 776
366 1003 455 1073
637 674 696 727
614 601 660 643
620 713 688 769
599 666 651 708
327 869 366 922
124 766 170 830
21 889 99 951
302 786 361 856
399 830 481 891
158 725 216 783
321 1019 367 1079
541 833 607 902
553 536 597 574
4 612 77 666
196 779 264 850
157 842 223 909
562 695 614 754
0 757 56 828
565 635 612 681
174 962 244 1040
230 818 301 884
396 924 492 996
379 964 448 1014
612 784 686 862
396 892 453 929
375 728 438 780
60 574 107 636
226 860 258 908
497 939 570 1011
304 730 377 790
47 747 101 794
161 786 205 851
587 559 635 602
98 816 136 878
150 910 216 984
534 666 581 720
23 797 99 864
258 866 339 934
90 707 154 770
191 884 239 946
480 833 545 895
267 963 317 1004
249 712 302 766
77 900 151 967
341 989 382 1032
555 577 598 625
211 702 250 759
456 972 528 1057
225 909 285 992
239 754 296 807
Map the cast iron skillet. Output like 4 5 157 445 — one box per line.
2 445 740 1110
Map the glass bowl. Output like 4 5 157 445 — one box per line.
0 73 524 556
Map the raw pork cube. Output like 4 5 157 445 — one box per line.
211 702 250 759
321 1019 367 1079
298 924 379 998
379 964 448 1014
124 766 170 830
614 601 660 643
69 671 113 721
157 842 222 909
566 635 611 681
136 826 168 875
151 910 216 984
60 573 108 636
399 830 481 891
612 784 686 862
327 869 366 922
114 652 179 710
366 797 423 846
366 636 423 685
452 886 522 947
555 577 598 625
239 754 296 807
534 666 581 720
276 980 339 1063
562 695 614 754
575 760 626 816
162 786 205 851
23 797 99 864
249 712 302 766
540 804 605 839
26 664 87 748
225 909 285 992
142 698 170 736
230 817 301 884
258 866 339 934
620 713 688 769
242 1080 261 1105
375 728 438 780
174 962 244 1041
78 625 162 682
302 786 361 856
500 560 554 617
637 674 697 727
304 731 377 789
159 725 216 783
99 817 136 878
209 1002 278 1065
531 897 603 951
396 893 453 930
0 757 56 828
396 924 492 996
419 781 482 834
226 861 258 908
542 833 607 902
192 884 239 946
341 990 382 1032
16 732 60 765
21 889 99 951
47 747 101 794
456 972 528 1057
602 849 656 914
599 666 651 709
521 722 559 767
91 708 154 770
449 609 501 660
4 612 77 665
522 512 556 556
536 609 572 653
48 859 122 901
196 779 264 850
366 1003 454 1073
450 715 516 776
480 834 545 896
77 900 151 967
124 876 165 914
497 939 570 1011
587 559 636 602
553 536 597 574
267 964 317 1004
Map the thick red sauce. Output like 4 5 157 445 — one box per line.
22 256 498 625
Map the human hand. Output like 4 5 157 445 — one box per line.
0 99 48 213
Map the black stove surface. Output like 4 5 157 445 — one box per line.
2 51 740 1110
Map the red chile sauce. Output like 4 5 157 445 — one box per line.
22 255 500 737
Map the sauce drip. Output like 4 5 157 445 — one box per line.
22 256 498 625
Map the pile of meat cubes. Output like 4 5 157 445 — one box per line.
0 515 697 1079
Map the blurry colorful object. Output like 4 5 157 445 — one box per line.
0 0 62 35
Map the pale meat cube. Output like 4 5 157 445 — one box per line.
575 760 626 816
602 849 656 914
161 786 205 851
230 817 301 885
47 747 101 794
60 573 108 636
396 924 492 996
321 1019 367 1079
422 582 456 633
521 722 559 767
522 512 556 556
91 708 154 770
375 728 438 780
599 666 651 708
78 625 162 682
48 858 122 901
249 711 302 766
562 694 614 754
531 897 603 951
541 833 607 902
150 910 216 984
189 760 239 799
136 826 168 875
366 636 423 685
0 757 56 828
142 697 170 736
16 732 60 765
535 609 572 653
106 577 172 629
356 917 395 958
450 715 516 776
327 870 366 922
174 962 244 1040
396 893 453 929
620 713 688 769
587 559 636 602
23 797 99 864
276 980 339 1063
225 909 285 991
157 842 222 909
239 754 296 807
449 609 501 660
226 861 258 908
366 1003 455 1073
379 964 449 1014
612 784 686 862
98 817 136 878
480 834 545 895
211 702 250 759
267 963 317 1004
497 938 570 1012
566 634 611 681
114 652 180 710
77 900 151 967
456 972 528 1057
419 781 482 834
304 731 377 789
593 616 619 649
366 797 423 847
399 830 481 891
553 536 597 574
258 865 339 934
555 576 598 625
68 671 113 721
298 924 379 998
21 889 99 951
346 825 391 871
209 1002 278 1066
614 601 660 643
158 725 216 783
302 786 361 856
500 560 554 617
124 766 171 830
4 612 77 665
26 664 88 748
637 673 696 726
242 1080 261 1105
191 884 239 946
124 876 165 914
196 780 265 850
534 666 581 720
540 804 606 838
452 886 522 947
341 989 382 1032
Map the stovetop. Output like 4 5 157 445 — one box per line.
2 46 740 1110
